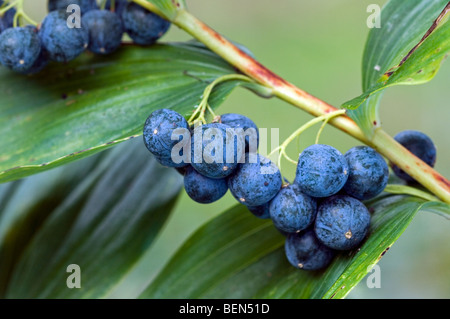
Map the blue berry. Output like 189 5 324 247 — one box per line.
315 195 370 251
343 146 389 200
269 184 317 233
121 2 170 45
83 10 123 55
39 10 89 62
0 27 42 73
24 48 49 74
48 0 98 15
0 1 16 34
391 130 437 183
184 166 228 204
295 144 349 198
228 154 282 206
143 109 190 164
23 27 50 74
191 123 244 179
247 203 271 219
220 113 259 152
285 229 335 270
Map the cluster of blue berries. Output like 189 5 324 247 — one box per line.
280 129 438 270
278 144 388 270
0 0 170 74
142 108 278 206
282 129 438 271
144 109 436 270
143 109 438 271
143 108 392 271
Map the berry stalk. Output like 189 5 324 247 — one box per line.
132 1 450 204
4 0 38 27
187 74 255 125
268 110 346 175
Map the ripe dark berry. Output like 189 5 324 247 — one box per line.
0 1 16 34
219 113 259 152
285 229 335 270
228 153 282 206
269 184 317 233
22 27 50 75
121 2 170 45
48 0 98 15
0 27 42 73
391 130 437 182
83 10 123 55
191 123 244 179
143 109 190 161
295 144 349 198
184 166 228 204
24 48 49 75
343 146 389 200
247 203 270 219
315 195 370 251
39 10 89 62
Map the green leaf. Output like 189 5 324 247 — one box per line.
0 42 240 184
344 0 450 136
0 146 104 297
1 138 183 298
139 195 450 299
384 184 440 202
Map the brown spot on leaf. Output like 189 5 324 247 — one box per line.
383 3 450 78
380 246 390 257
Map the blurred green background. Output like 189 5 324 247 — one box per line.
26 0 450 298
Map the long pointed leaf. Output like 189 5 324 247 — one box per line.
2 138 182 298
345 0 449 136
0 43 240 184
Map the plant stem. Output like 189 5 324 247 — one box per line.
133 2 450 204
7 0 38 27
100 0 107 10
371 130 450 202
